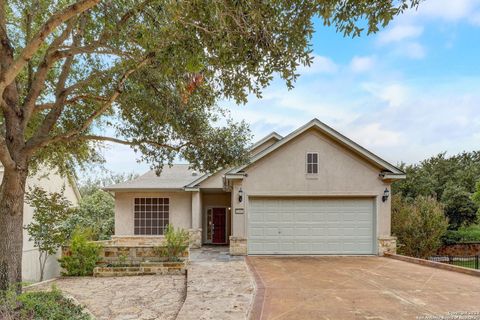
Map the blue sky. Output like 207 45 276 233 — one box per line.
100 0 480 175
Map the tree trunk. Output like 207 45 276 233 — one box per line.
0 167 28 293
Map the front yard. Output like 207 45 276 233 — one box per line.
27 275 186 320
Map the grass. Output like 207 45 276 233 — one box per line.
451 260 479 269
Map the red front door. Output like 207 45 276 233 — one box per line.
212 208 226 244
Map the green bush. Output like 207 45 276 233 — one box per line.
0 286 91 320
443 224 480 244
392 195 449 258
59 229 101 276
154 225 189 262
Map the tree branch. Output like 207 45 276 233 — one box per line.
22 19 77 127
80 135 186 151
23 54 154 154
0 0 99 93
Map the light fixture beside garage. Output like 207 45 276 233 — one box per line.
238 188 243 203
382 188 390 202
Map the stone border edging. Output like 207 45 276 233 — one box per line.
23 277 58 289
385 253 480 277
245 257 265 320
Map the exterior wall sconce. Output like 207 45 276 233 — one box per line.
238 188 243 203
382 188 390 202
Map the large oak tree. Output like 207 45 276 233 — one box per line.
0 0 420 291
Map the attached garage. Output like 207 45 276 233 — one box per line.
248 197 375 255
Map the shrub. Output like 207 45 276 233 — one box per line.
443 224 480 244
59 229 101 276
154 225 189 262
1 286 91 320
392 195 449 258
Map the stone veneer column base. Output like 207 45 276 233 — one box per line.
229 236 247 256
378 236 397 256
188 228 202 249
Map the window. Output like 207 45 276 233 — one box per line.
134 198 169 235
306 152 318 174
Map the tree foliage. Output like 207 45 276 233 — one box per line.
393 151 480 229
392 195 449 259
24 186 74 281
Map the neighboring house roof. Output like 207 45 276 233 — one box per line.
249 132 282 152
104 164 201 191
227 118 405 178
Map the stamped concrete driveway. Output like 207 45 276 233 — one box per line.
247 256 480 320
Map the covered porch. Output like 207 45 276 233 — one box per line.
190 188 232 247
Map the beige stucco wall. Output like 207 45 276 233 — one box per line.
0 167 80 282
198 168 228 189
114 191 192 235
231 128 392 239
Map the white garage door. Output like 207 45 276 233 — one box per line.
248 198 375 255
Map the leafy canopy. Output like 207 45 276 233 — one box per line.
0 0 421 175
393 151 480 229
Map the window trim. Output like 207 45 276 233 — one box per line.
306 152 319 174
133 197 170 235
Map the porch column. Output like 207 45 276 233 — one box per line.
190 191 202 248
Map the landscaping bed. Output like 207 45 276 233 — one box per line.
1 286 92 320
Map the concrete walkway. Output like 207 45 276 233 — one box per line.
28 275 186 320
176 246 255 320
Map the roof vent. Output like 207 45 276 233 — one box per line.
192 171 198 176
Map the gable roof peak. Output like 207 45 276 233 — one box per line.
228 118 405 177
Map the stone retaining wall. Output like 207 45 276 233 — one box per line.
93 261 187 277
62 243 189 265
437 243 480 256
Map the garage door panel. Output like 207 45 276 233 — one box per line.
248 198 375 255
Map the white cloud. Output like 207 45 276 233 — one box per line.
401 42 427 59
349 56 376 73
361 83 409 108
298 54 338 75
347 123 404 148
413 0 480 22
377 25 423 45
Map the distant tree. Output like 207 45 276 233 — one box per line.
393 151 480 229
394 152 480 199
67 190 114 240
78 172 138 197
24 187 73 281
392 195 449 259
472 181 480 210
441 185 478 229
66 172 136 240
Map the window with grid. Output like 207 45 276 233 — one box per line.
306 152 318 174
134 198 169 235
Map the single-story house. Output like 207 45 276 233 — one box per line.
104 119 405 256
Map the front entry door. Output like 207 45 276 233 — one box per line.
212 208 226 244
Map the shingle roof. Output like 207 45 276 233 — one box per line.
103 164 202 191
